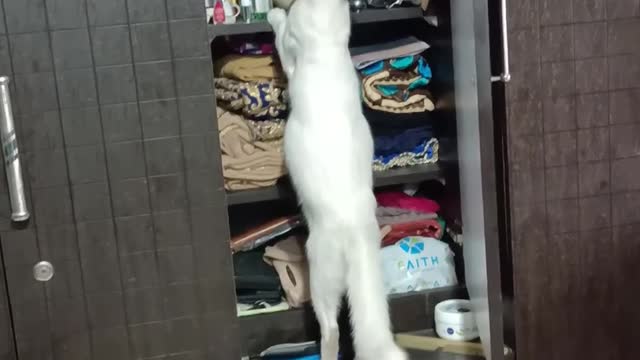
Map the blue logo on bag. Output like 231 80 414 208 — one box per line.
399 237 424 254
397 237 441 270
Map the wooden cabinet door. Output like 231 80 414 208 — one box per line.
505 0 640 359
0 262 16 360
451 0 505 359
0 0 239 359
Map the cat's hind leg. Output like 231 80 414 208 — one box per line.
346 223 408 360
306 229 345 360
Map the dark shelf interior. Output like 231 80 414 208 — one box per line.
226 161 449 206
226 184 294 206
374 162 444 187
239 285 467 357
208 7 426 39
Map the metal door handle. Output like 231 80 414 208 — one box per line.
491 0 511 83
0 76 30 222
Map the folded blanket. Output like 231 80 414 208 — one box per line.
365 106 435 130
215 78 289 120
376 206 438 226
215 54 286 85
381 218 444 247
374 126 432 157
360 55 435 113
218 107 287 190
376 192 440 213
351 36 430 70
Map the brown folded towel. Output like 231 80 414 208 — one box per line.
217 107 287 190
215 54 286 85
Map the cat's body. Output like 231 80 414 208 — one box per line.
268 2 407 359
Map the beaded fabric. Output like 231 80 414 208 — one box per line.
373 125 432 156
246 119 286 141
373 137 439 171
215 77 289 120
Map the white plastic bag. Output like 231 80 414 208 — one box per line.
380 236 457 295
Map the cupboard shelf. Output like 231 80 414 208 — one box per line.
208 7 429 39
239 285 466 357
225 162 448 206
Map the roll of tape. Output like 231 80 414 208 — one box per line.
435 299 479 341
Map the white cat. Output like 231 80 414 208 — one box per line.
268 2 408 360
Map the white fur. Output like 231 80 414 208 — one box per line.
268 2 407 360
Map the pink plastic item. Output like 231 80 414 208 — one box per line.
375 192 440 214
213 0 226 24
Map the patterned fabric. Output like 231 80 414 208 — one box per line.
373 137 439 171
246 118 286 141
360 55 435 113
215 77 289 120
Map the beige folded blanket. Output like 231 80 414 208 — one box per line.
215 55 286 85
217 107 286 190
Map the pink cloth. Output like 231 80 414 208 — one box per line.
375 192 440 214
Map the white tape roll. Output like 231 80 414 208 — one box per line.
434 299 479 341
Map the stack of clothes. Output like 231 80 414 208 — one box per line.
375 190 445 246
231 215 311 316
375 189 459 295
215 44 289 191
351 37 439 172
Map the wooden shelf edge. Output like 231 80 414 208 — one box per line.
225 161 450 206
226 184 293 206
208 7 428 40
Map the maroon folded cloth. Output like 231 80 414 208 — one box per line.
376 191 440 214
380 219 443 247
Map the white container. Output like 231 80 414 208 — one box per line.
434 299 479 341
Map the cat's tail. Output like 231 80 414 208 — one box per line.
344 221 408 360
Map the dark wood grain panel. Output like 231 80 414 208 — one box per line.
0 260 16 360
0 0 239 359
504 0 640 359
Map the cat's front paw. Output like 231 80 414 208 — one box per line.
267 8 287 27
